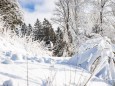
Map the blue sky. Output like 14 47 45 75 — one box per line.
18 0 57 27
20 2 35 12
18 0 44 12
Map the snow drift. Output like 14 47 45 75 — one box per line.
68 37 115 84
0 34 52 64
0 35 111 86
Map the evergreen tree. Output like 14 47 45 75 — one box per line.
34 19 43 41
56 27 63 41
43 18 56 43
34 19 42 30
43 18 51 40
49 27 56 44
15 28 19 36
53 27 65 57
26 24 32 36
21 23 27 37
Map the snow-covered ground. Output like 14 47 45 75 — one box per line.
0 62 110 86
69 37 115 86
0 35 112 86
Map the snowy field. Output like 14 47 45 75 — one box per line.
0 35 112 86
0 62 110 86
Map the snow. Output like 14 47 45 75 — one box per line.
0 35 111 86
68 37 115 85
3 79 13 86
0 63 110 86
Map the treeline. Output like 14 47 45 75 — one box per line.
16 18 55 43
14 18 65 57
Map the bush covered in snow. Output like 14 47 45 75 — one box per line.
11 54 19 61
3 80 13 86
2 59 13 64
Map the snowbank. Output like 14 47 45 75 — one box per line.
0 35 52 63
3 80 13 86
68 37 115 84
0 35 112 86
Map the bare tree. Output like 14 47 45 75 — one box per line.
52 0 86 56
52 0 73 56
92 0 114 34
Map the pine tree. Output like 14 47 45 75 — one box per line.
49 27 56 44
43 18 56 43
34 19 42 30
43 18 51 41
21 23 27 37
56 27 63 40
14 28 19 36
26 24 32 36
53 27 65 56
33 19 43 41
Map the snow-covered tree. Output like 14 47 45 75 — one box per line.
53 27 64 56
21 23 27 37
0 0 23 32
34 19 42 30
26 24 32 36
90 0 115 41
91 0 109 34
52 0 74 56
52 0 87 56
52 0 115 56
56 27 63 41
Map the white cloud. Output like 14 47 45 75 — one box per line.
35 0 56 13
20 0 57 29
23 10 52 25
